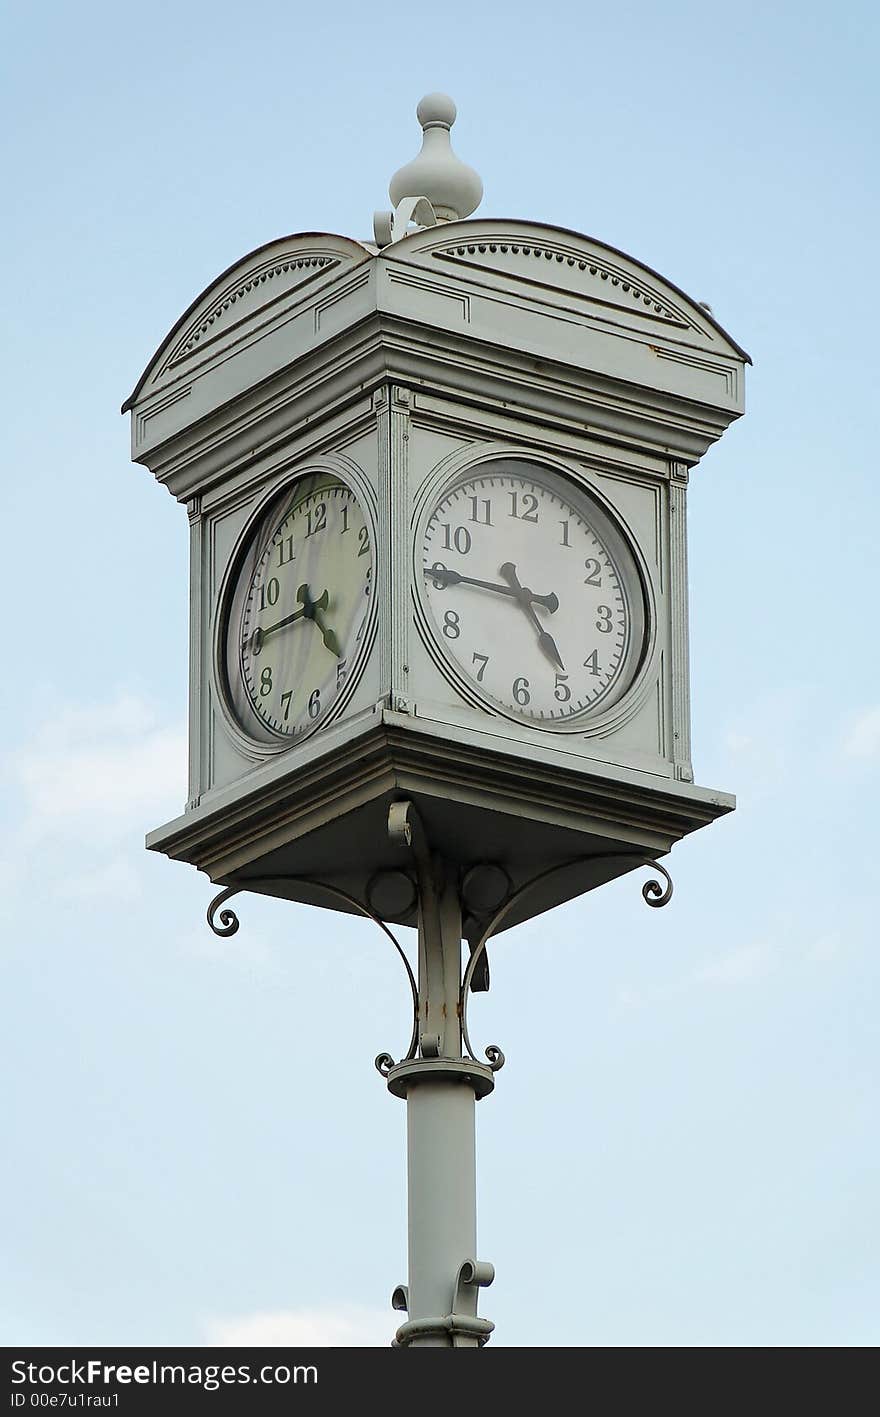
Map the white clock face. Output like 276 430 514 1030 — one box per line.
417 462 646 728
223 473 374 743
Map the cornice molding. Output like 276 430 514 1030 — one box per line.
148 714 733 879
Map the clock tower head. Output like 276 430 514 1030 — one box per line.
123 95 748 937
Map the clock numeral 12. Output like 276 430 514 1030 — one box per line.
508 492 538 523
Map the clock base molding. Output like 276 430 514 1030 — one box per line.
148 708 733 934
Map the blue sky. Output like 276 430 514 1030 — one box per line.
1 0 878 1347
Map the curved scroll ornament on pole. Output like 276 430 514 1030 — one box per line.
206 886 242 938
206 878 419 1071
459 855 674 1069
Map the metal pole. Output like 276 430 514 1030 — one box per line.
404 1080 479 1344
385 826 495 1348
407 867 473 1344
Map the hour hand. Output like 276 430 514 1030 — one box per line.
249 596 313 651
317 622 342 657
298 584 341 658
498 562 566 673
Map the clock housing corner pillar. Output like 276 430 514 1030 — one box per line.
186 492 206 811
668 460 693 784
387 383 413 714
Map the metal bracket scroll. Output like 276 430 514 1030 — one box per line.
373 195 439 248
391 1258 495 1348
206 876 419 1071
459 854 674 1069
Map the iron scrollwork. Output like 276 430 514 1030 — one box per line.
206 876 419 1069
206 887 242 938
460 853 675 1068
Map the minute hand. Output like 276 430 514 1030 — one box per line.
424 566 559 613
499 562 566 673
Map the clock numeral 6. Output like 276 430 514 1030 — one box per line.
308 688 321 719
513 676 531 706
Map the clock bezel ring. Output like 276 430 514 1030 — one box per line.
411 449 657 737
212 454 379 759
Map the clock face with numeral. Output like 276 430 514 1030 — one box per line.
222 472 374 744
417 461 646 729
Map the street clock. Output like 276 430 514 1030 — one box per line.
124 93 748 1347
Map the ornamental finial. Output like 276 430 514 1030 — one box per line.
388 93 483 223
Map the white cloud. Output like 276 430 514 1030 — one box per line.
710 685 817 800
203 1306 390 1347
183 922 294 988
694 919 846 990
5 692 185 843
0 691 185 917
723 729 754 755
696 939 774 985
808 931 842 963
841 706 880 759
55 857 143 903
